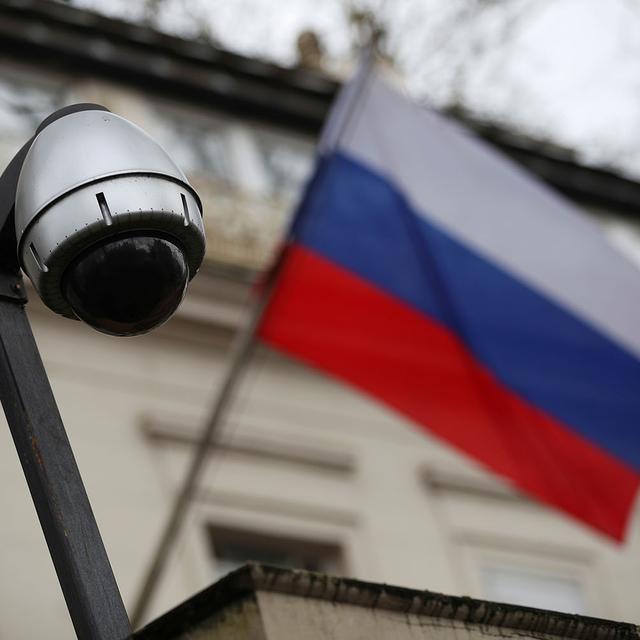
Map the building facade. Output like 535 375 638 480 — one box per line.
1 2 640 638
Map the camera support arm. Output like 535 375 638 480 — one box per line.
0 139 31 302
0 107 131 640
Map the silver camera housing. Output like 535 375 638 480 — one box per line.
15 109 205 319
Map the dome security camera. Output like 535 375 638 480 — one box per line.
10 104 206 337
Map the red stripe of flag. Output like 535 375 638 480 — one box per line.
259 244 639 540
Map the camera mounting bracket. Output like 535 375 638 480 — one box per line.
0 213 26 303
0 136 31 302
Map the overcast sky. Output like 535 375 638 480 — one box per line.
70 0 640 178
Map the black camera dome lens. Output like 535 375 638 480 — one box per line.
63 236 189 337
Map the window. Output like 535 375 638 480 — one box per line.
423 466 599 616
153 107 231 180
480 564 587 614
0 73 65 161
255 131 314 199
0 76 63 133
208 525 343 581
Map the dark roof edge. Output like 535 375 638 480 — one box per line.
2 0 640 214
0 0 336 94
135 564 639 640
0 0 337 133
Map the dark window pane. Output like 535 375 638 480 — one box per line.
208 525 343 580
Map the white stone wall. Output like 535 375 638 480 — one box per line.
0 65 639 640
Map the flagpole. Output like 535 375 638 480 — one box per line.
129 274 275 628
129 48 377 630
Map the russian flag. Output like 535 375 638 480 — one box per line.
258 61 640 541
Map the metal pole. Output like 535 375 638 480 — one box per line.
0 225 131 640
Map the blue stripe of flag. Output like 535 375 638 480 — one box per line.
293 151 640 473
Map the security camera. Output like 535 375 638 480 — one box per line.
3 103 206 336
